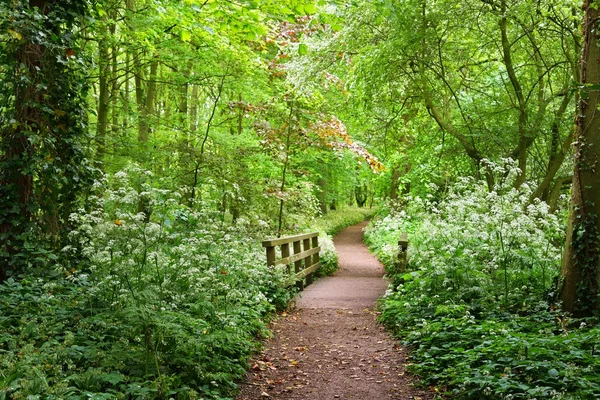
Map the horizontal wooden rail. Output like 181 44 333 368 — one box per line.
274 246 321 266
262 232 320 290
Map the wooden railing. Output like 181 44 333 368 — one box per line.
262 232 321 289
397 232 408 273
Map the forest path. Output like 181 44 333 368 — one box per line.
237 221 432 400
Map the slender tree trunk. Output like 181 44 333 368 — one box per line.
138 57 158 143
189 75 225 206
390 166 401 201
499 3 528 187
317 176 327 215
277 101 294 237
560 1 600 316
110 12 119 148
237 93 243 135
124 51 130 132
96 23 110 162
190 84 198 135
529 92 575 203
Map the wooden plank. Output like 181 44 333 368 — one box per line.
294 240 303 290
303 238 313 285
274 246 321 266
312 236 320 265
281 243 290 275
265 246 276 267
310 236 320 285
285 262 321 286
398 232 408 250
262 232 318 247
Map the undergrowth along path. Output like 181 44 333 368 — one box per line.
237 221 433 400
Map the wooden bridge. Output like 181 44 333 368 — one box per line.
262 232 321 290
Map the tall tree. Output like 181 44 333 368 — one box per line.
559 0 600 316
0 0 92 277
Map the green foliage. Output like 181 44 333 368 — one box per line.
0 0 97 275
0 169 292 399
313 207 376 237
365 163 600 399
379 293 600 399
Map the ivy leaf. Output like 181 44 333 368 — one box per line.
8 29 22 40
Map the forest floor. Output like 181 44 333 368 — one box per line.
237 221 434 400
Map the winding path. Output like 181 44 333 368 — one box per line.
237 221 432 400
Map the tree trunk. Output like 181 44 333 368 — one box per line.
529 92 575 203
317 176 328 215
110 13 119 150
189 84 198 135
559 1 600 316
355 184 367 207
96 23 110 162
137 57 158 143
499 3 528 187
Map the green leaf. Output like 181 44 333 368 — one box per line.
304 4 317 14
8 29 22 40
298 43 308 56
100 372 124 385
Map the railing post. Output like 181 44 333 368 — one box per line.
265 245 276 267
293 240 303 290
303 237 313 285
281 243 290 275
398 232 408 273
311 235 319 276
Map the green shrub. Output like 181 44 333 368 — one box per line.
313 207 376 236
0 168 292 400
366 162 600 399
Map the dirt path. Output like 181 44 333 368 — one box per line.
237 221 433 400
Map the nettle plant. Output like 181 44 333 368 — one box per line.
368 159 565 310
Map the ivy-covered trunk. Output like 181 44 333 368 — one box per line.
0 0 92 277
560 0 600 316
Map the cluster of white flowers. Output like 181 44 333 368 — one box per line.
367 160 565 304
63 166 291 318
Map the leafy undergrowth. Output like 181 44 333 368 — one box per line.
0 167 337 400
313 207 376 237
365 163 600 399
0 167 375 399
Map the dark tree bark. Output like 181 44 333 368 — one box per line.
1 0 91 277
559 1 600 316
